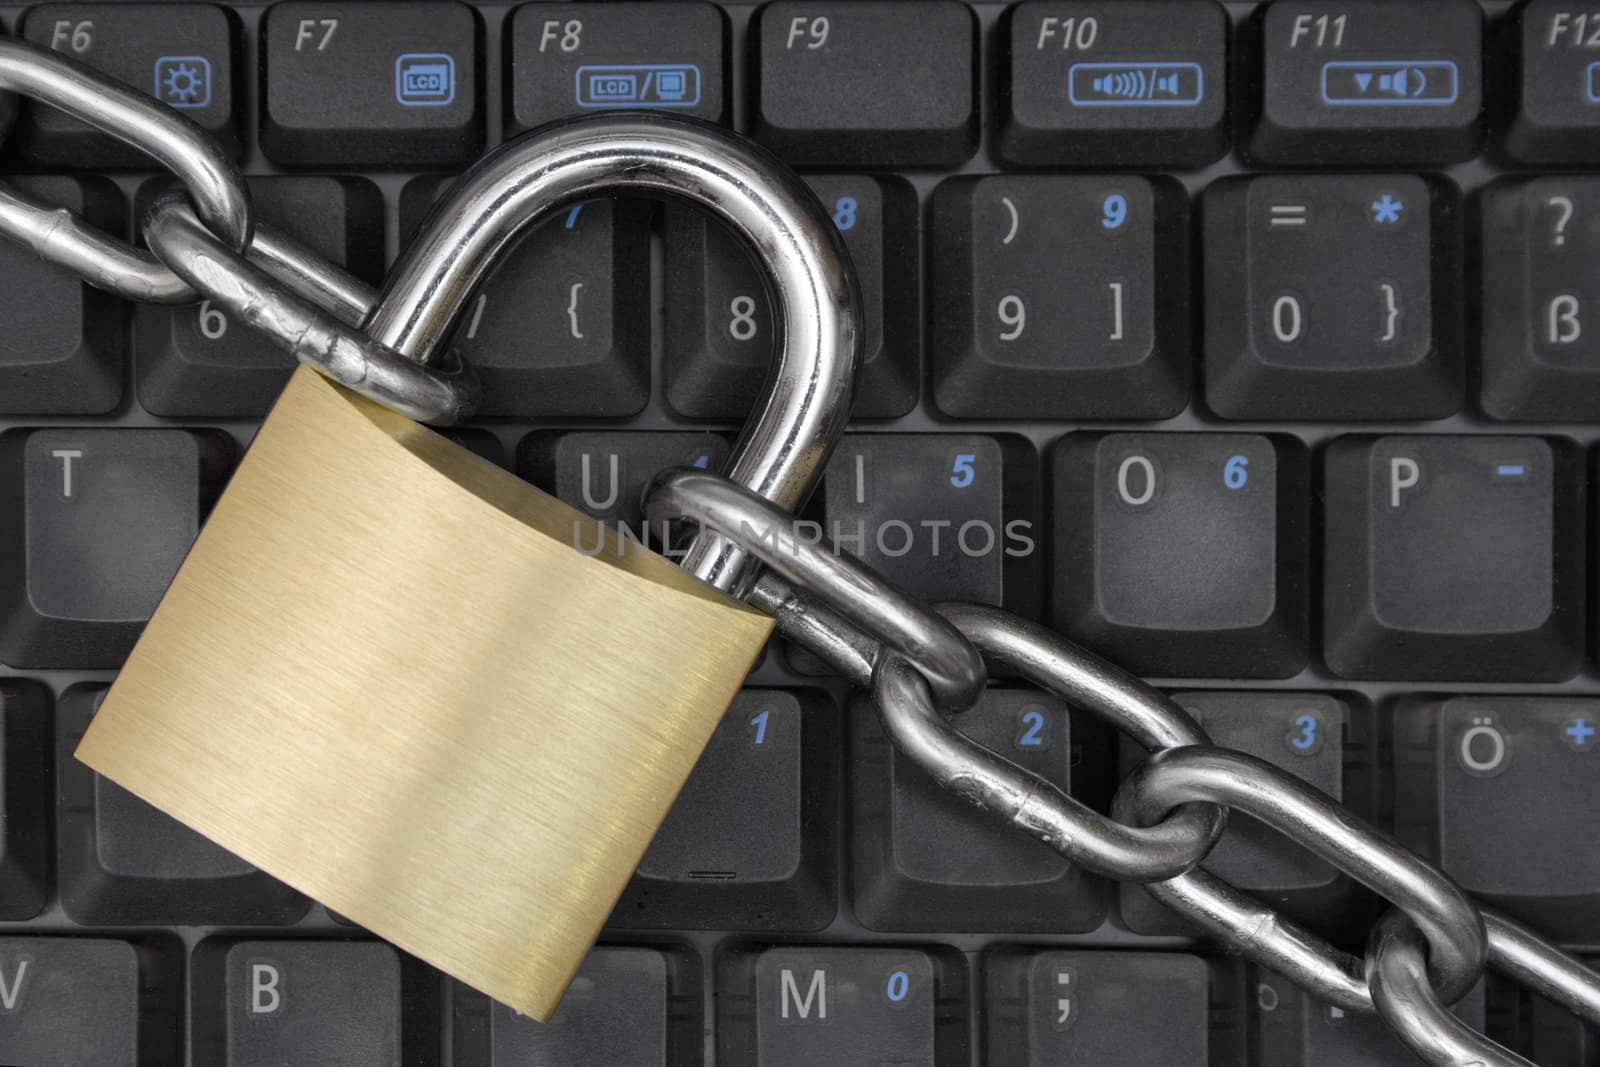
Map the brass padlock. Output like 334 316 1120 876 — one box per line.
77 116 860 1021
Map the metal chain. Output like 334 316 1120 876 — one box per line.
3 34 1599 1067
646 468 1600 1067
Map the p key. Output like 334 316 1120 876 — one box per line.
1323 436 1583 681
1204 175 1461 420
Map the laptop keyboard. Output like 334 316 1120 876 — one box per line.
0 0 1598 1064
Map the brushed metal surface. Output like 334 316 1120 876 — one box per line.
77 366 772 1020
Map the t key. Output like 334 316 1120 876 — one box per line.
931 176 1188 420
0 430 229 669
1051 433 1309 678
1204 175 1461 420
1481 178 1600 419
1251 0 1484 165
1323 437 1583 681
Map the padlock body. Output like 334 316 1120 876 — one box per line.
78 366 771 1020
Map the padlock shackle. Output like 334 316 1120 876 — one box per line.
368 115 862 592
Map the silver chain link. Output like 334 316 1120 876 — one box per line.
3 35 1598 1067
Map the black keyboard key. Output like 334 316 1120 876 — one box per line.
822 434 1033 609
1323 437 1583 681
507 2 726 131
613 690 835 931
262 1 481 167
192 939 438 1067
17 4 240 166
931 176 1188 420
718 945 966 1066
752 1 977 166
0 937 180 1067
1481 178 1600 420
1508 1 1600 164
1395 697 1600 941
1250 0 1484 165
403 186 651 417
1121 693 1363 935
1530 972 1600 1066
1204 175 1462 420
453 947 700 1066
1253 966 1484 1065
665 175 917 419
0 429 229 669
1001 0 1229 167
852 688 1104 934
1051 433 1309 678
986 950 1213 1066
0 683 48 921
136 176 383 417
0 176 124 415
57 686 307 926
522 431 732 545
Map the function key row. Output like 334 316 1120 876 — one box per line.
2 681 1597 947
0 933 1589 1065
1 427 1596 683
6 172 1600 422
6 1 1600 169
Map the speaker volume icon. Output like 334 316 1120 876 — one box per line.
1070 62 1204 108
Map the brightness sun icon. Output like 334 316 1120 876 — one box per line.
163 63 204 103
153 56 210 109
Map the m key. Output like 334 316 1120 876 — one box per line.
1204 175 1461 420
1323 437 1583 681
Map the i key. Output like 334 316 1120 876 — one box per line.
1051 433 1309 678
1001 0 1229 167
137 177 383 417
0 430 230 669
57 687 307 926
613 691 837 931
1323 437 1584 681
1481 179 1600 420
665 176 918 419
718 946 965 1066
262 2 481 166
1395 697 1600 942
1120 693 1361 935
823 435 1027 609
752 2 978 166
986 951 1213 1066
1251 0 1483 165
192 940 436 1067
0 177 124 414
1508 1 1600 164
1204 175 1461 420
852 688 1104 933
0 938 181 1067
453 948 700 1067
403 187 651 417
17 4 240 166
508 3 726 130
931 176 1188 420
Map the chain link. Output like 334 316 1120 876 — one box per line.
3 34 1599 1067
